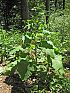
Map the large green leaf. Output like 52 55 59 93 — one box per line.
52 55 64 75
17 60 34 80
41 40 54 49
46 49 55 58
47 41 55 48
40 47 55 58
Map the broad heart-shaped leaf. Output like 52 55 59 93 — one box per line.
41 40 54 49
47 41 55 48
17 60 34 80
45 49 55 58
40 47 55 58
52 55 64 75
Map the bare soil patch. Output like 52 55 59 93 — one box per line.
0 74 31 93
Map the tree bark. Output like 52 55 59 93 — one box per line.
63 0 65 9
55 0 57 9
21 0 29 20
45 0 50 24
3 0 29 30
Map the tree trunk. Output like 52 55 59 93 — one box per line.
3 0 29 30
55 0 57 9
45 0 50 24
4 0 15 29
21 0 29 20
63 0 65 9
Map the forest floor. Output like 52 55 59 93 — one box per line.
0 76 11 93
0 74 32 93
0 63 30 93
0 64 70 93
